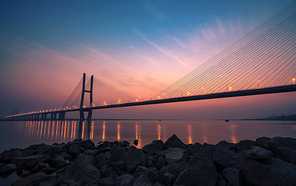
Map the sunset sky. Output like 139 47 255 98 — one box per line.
0 0 295 119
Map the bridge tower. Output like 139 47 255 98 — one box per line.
80 73 93 121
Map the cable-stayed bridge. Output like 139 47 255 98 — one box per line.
5 1 296 121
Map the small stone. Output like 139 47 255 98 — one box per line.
133 174 153 186
100 164 113 178
98 177 115 186
116 174 135 186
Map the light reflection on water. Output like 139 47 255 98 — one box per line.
0 120 296 151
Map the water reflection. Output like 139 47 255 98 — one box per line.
4 120 296 153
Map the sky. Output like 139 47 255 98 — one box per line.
0 0 295 119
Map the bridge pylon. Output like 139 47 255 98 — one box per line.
80 73 93 121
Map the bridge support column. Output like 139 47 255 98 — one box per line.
58 112 66 120
79 73 94 121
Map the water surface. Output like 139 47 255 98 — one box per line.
1 119 296 152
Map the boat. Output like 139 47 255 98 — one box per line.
225 119 229 122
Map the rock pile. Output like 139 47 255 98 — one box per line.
1 135 296 185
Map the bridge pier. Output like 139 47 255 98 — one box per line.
59 112 66 120
79 73 94 121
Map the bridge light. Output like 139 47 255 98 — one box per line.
103 101 107 106
201 87 204 94
118 99 121 104
66 106 68 109
158 96 160 99
229 87 232 91
136 99 139 102
163 93 165 98
83 106 86 108
293 78 295 85
187 92 190 96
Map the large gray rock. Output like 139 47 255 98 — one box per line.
160 160 187 182
242 156 296 186
164 134 187 150
68 144 81 156
242 146 273 160
156 156 165 170
12 155 50 170
213 141 242 171
80 139 95 149
116 174 135 186
221 167 242 186
173 145 218 186
95 152 109 169
188 143 202 156
164 148 189 165
146 156 156 167
256 137 271 149
0 163 16 174
0 148 23 162
142 140 164 154
58 154 101 185
124 146 146 173
268 137 296 164
238 140 257 151
133 174 153 186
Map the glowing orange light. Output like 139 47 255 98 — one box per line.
103 101 107 106
117 122 120 140
118 99 121 104
158 96 160 99
188 124 192 144
136 99 139 102
187 92 190 96
229 87 232 91
293 78 295 85
102 121 105 141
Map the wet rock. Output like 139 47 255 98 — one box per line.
242 156 296 185
98 176 115 186
68 144 81 156
58 154 101 185
0 148 23 162
116 174 135 186
134 174 153 186
124 146 146 173
12 155 50 171
0 163 16 174
156 156 165 169
143 140 164 154
242 146 273 160
164 148 189 165
213 141 242 171
100 164 113 178
161 171 174 186
256 136 271 149
221 167 242 186
188 142 202 156
164 134 187 150
268 136 296 164
238 140 257 151
174 145 218 186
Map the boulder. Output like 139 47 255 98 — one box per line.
57 154 101 185
221 167 242 186
80 139 95 149
36 144 63 156
98 177 115 186
109 146 126 163
160 160 187 182
174 145 218 186
164 134 187 150
124 146 146 173
164 148 189 165
216 178 227 186
134 166 148 178
268 136 296 164
242 146 273 160
256 137 271 149
0 148 23 162
49 154 67 169
68 144 81 156
133 174 153 186
213 141 242 171
95 152 109 168
188 143 202 156
12 155 50 170
142 140 164 154
156 156 165 169
100 164 113 178
84 149 100 156
0 163 17 174
242 156 296 185
146 167 159 183
12 171 55 186
161 171 174 186
238 140 257 151
146 156 157 167
116 174 135 186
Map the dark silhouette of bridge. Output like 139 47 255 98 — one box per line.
4 1 296 121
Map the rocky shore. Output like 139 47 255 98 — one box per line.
1 134 296 186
